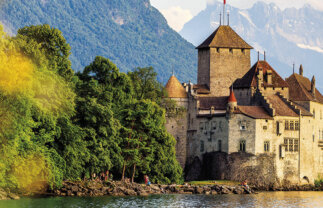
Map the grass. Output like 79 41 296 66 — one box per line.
187 180 240 186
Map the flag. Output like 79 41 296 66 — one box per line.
224 0 226 4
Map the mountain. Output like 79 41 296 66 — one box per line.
0 0 197 83
180 2 323 91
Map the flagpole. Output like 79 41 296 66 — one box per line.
223 1 225 26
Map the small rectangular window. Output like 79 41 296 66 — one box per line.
285 120 289 130
289 121 294 131
218 140 222 152
294 139 299 152
264 141 270 152
295 121 299 130
289 139 294 152
284 138 288 151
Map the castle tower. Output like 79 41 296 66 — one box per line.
196 25 253 96
164 75 188 168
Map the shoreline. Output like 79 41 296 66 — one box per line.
1 181 322 200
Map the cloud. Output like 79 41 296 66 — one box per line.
207 0 217 5
160 6 193 31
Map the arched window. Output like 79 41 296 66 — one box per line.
240 140 246 152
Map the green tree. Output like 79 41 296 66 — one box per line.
17 24 74 80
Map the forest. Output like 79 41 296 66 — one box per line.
0 24 183 193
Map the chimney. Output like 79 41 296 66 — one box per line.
311 76 316 97
257 67 263 89
267 69 273 85
299 64 303 76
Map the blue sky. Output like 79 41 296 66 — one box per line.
150 0 323 31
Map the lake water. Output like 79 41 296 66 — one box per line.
0 192 322 208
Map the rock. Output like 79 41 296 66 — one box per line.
194 187 204 194
124 189 137 196
210 191 217 195
67 190 73 196
220 186 231 194
71 186 79 193
138 191 149 197
8 193 20 200
76 192 83 197
233 187 244 194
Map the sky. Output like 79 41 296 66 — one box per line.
150 0 323 31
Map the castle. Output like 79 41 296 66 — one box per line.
165 25 323 186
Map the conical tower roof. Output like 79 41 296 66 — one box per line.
228 89 237 103
165 75 187 98
197 25 253 49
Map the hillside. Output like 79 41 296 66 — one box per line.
0 0 197 83
180 2 323 91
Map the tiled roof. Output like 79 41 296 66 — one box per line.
165 75 187 98
196 26 253 49
266 94 299 117
198 96 228 110
193 84 210 94
286 73 323 104
237 106 272 119
228 89 237 102
293 102 313 117
233 61 289 89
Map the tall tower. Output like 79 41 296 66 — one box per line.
164 75 188 168
196 25 253 96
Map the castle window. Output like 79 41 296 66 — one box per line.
239 140 246 152
229 48 233 53
216 48 220 53
284 138 299 152
240 121 247 131
313 109 316 118
218 140 222 152
289 121 294 131
264 141 270 152
295 121 299 130
285 120 289 130
263 125 268 130
241 49 245 54
200 140 205 152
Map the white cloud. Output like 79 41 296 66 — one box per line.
206 0 217 5
160 6 193 32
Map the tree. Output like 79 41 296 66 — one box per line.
17 24 74 80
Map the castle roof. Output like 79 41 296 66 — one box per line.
233 61 289 89
237 106 272 119
198 96 228 110
286 73 323 104
228 89 237 102
165 75 187 98
266 94 299 117
197 25 253 49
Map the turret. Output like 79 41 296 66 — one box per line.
227 88 237 112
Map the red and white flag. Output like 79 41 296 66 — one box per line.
224 0 226 4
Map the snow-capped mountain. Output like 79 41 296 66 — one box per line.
180 1 323 91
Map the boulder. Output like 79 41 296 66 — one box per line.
220 186 231 194
71 186 79 193
8 193 20 200
194 187 204 194
233 186 244 194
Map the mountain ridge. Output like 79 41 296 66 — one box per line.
0 0 197 84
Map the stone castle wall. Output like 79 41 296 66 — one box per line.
209 48 250 96
165 98 188 169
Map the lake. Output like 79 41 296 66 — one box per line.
0 192 322 208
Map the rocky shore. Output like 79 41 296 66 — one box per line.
1 181 322 200
0 188 20 200
50 181 255 197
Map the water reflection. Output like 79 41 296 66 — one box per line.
0 192 322 208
